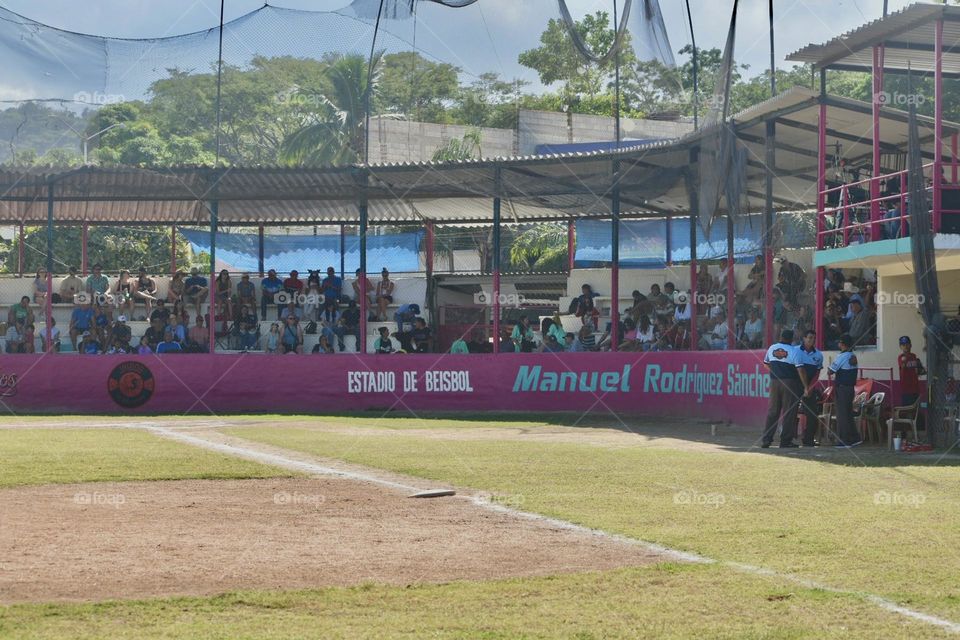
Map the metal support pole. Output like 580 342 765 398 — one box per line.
17 223 24 277
425 222 435 277
81 223 88 276
688 151 699 352
665 214 672 266
610 160 620 352
45 181 54 354
358 171 369 354
493 166 502 354
338 224 345 281
870 45 884 241
764 119 776 345
257 225 265 278
170 226 177 276
726 216 735 350
934 19 944 233
567 220 575 273
952 133 958 185
208 200 218 352
815 71 827 351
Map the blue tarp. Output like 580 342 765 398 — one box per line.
179 228 424 273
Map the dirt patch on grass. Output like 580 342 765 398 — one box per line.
0 477 660 604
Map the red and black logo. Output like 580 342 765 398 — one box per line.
772 348 789 359
0 373 18 397
107 362 155 408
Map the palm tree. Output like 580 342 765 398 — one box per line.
508 223 569 272
279 53 383 166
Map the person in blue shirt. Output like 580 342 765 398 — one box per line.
183 267 209 319
394 303 420 332
69 301 95 351
321 266 343 303
796 329 824 447
260 269 284 320
156 330 184 354
829 333 862 447
761 329 804 448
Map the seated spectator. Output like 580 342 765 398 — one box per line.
467 329 492 353
184 267 209 318
114 270 135 317
260 269 283 320
409 317 433 353
144 317 166 351
848 298 875 347
263 322 280 354
150 298 172 325
700 310 730 351
33 268 49 305
237 305 259 350
137 336 153 355
653 284 675 320
106 335 131 355
4 321 23 353
319 298 340 348
187 315 209 353
673 291 692 323
574 323 597 352
741 255 765 305
395 302 420 332
511 315 536 353
696 262 715 300
542 316 566 345
450 334 470 354
59 266 84 304
280 315 303 354
41 317 61 352
336 300 361 352
79 331 101 355
21 323 35 354
633 314 655 351
743 308 763 348
133 267 159 320
626 290 652 322
312 334 334 354
374 326 395 354
171 300 191 327
303 281 323 322
168 315 187 344
320 266 342 303
167 270 185 305
86 264 110 299
112 315 132 348
540 334 564 353
823 301 844 351
283 269 304 301
69 300 94 350
236 273 256 310
214 270 234 321
648 283 669 308
376 269 395 321
156 330 183 354
306 269 322 290
92 302 112 345
574 284 599 327
563 332 576 351
352 268 375 309
8 296 34 329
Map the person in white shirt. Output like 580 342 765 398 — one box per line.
744 308 763 348
673 291 691 322
41 318 61 352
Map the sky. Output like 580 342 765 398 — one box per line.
0 0 922 78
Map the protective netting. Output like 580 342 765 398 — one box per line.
0 1 676 167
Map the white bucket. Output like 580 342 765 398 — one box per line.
893 436 903 451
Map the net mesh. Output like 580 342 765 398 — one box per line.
0 1 677 167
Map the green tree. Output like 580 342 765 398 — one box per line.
452 73 526 129
508 223 568 272
431 129 482 162
376 51 459 123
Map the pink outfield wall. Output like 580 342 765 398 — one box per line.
0 351 776 425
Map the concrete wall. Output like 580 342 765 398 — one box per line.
518 111 693 155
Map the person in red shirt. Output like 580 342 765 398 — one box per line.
897 335 925 407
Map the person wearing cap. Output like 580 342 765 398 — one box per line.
897 336 926 407
133 267 158 319
797 330 824 447
184 267 209 318
79 330 101 355
830 334 862 447
156 329 183 354
761 329 804 448
320 266 341 303
59 267 84 304
394 302 420 333
260 269 283 320
111 315 132 348
375 269 395 321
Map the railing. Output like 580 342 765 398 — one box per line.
817 161 960 249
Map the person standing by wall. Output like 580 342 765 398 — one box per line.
797 330 824 447
761 329 803 449
830 334 862 448
897 335 925 407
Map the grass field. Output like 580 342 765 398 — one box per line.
1 416 958 639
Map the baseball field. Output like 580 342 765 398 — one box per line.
1 414 958 639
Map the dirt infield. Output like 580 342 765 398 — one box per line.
0 477 660 604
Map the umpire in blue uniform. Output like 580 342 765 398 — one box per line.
797 330 824 447
829 334 862 447
761 329 804 448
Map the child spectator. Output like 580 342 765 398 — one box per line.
375 326 395 354
897 336 925 407
137 336 153 355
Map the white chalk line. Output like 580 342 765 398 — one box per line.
148 426 960 634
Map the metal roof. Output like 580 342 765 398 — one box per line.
787 2 960 76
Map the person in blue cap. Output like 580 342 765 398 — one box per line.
761 329 804 448
830 334 862 448
897 335 925 407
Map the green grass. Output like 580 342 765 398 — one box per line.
222 423 960 622
0 564 949 639
0 428 292 487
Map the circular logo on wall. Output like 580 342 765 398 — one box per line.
107 362 155 408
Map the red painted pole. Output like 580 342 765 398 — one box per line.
815 96 827 351
951 133 957 185
170 226 177 276
870 45 884 241
934 19 944 233
80 223 88 276
17 223 24 277
567 220 575 273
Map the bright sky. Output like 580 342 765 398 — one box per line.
0 0 921 76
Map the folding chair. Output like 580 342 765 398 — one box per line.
859 392 885 444
886 397 921 449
